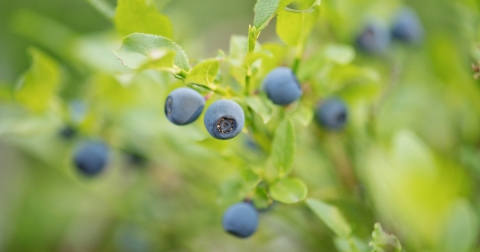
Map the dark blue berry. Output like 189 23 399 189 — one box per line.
204 99 245 140
263 67 302 105
165 87 205 125
356 22 391 53
315 98 348 130
391 8 424 44
222 202 259 238
74 141 109 176
60 125 76 139
126 152 148 167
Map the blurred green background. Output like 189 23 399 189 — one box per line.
0 0 480 251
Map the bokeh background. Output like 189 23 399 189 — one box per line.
0 0 480 251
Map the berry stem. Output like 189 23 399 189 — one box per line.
245 74 251 95
176 70 189 79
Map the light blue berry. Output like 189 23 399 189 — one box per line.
165 87 205 125
263 67 302 105
204 99 245 140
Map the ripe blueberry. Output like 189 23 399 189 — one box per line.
73 141 109 176
222 202 259 238
315 98 348 130
126 152 148 167
165 87 205 125
204 99 245 140
356 22 391 53
60 125 76 139
391 8 424 44
263 67 302 105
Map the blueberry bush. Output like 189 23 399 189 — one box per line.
0 0 480 251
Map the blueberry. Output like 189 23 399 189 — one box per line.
391 8 424 44
60 125 76 139
263 67 302 105
315 98 348 130
356 22 391 53
222 202 259 238
204 99 245 140
126 152 148 167
73 141 109 176
165 87 205 125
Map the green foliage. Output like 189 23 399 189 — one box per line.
10 10 77 57
84 0 116 21
324 44 356 65
114 0 173 38
253 0 294 31
1 0 480 251
252 187 271 209
270 177 308 203
15 47 60 112
306 198 352 238
113 33 190 74
276 1 321 47
369 223 402 252
289 105 314 126
439 199 478 252
271 118 296 175
218 168 261 205
185 59 220 89
137 49 177 72
244 95 274 124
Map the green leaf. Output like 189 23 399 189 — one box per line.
253 0 295 31
293 0 319 9
439 199 478 252
260 43 288 74
114 0 173 38
306 198 352 238
276 1 320 46
244 95 274 124
270 178 308 204
113 33 190 74
325 44 356 65
289 105 314 127
15 48 61 112
271 118 296 174
369 223 401 252
139 49 177 72
218 178 244 206
246 49 274 66
185 59 220 89
84 0 116 21
216 49 227 61
229 35 248 85
248 25 261 54
217 169 261 206
334 236 369 252
252 187 272 209
241 168 262 192
231 97 252 126
229 35 248 64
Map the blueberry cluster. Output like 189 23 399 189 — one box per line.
357 7 424 53
164 87 245 140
